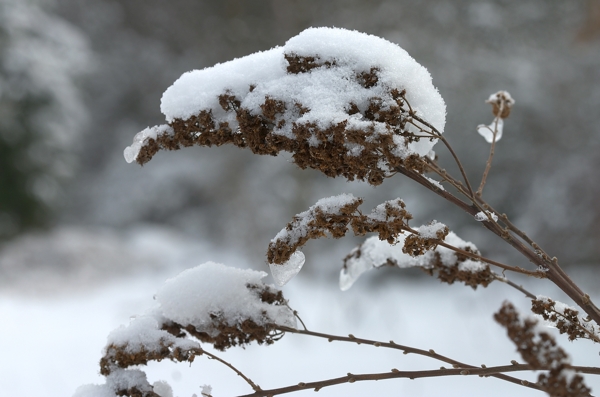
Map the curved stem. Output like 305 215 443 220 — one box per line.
477 115 501 196
201 349 262 392
495 275 537 299
395 165 600 326
235 365 543 397
409 112 475 199
434 240 543 277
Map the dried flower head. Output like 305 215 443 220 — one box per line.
125 28 446 186
91 263 295 397
531 296 600 343
268 195 413 266
486 90 515 119
340 228 493 291
495 302 591 397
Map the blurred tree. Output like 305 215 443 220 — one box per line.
0 0 90 240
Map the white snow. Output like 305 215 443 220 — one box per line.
535 295 600 341
269 251 305 287
474 211 499 222
156 262 296 331
153 381 174 397
425 176 445 190
417 220 447 239
477 117 503 143
106 311 199 355
487 90 515 108
124 125 173 163
128 27 446 164
272 193 360 247
2 259 600 397
341 230 479 291
200 384 213 397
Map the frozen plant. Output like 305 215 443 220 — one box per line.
79 27 599 397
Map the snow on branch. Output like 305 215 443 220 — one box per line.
495 302 591 396
267 194 493 289
340 229 493 291
124 27 445 186
531 296 600 343
268 194 364 266
78 263 295 397
267 195 415 282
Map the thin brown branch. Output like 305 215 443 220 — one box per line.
434 239 544 278
202 349 262 392
275 327 541 392
396 163 600 327
495 275 537 299
235 364 544 397
409 112 475 199
477 115 501 197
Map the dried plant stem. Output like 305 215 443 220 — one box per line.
235 366 543 397
477 115 502 196
495 275 537 299
433 240 542 277
277 327 544 391
201 349 262 392
395 164 600 326
235 363 600 397
408 112 475 199
217 326 553 396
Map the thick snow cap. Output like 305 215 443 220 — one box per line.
124 27 445 164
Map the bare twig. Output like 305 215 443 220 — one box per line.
235 365 544 397
477 114 502 196
395 162 600 327
408 111 476 199
275 327 542 393
201 349 262 392
495 275 537 299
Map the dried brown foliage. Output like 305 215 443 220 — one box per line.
267 197 364 265
531 297 600 343
486 90 514 119
402 223 449 256
135 54 429 186
268 198 413 264
421 249 494 289
350 199 413 243
495 302 591 397
99 282 289 397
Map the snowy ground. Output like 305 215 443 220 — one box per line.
1 227 599 397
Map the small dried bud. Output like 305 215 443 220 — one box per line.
486 91 514 119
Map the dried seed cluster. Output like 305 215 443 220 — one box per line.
402 222 449 257
98 282 288 397
268 197 413 265
486 90 515 119
495 302 591 397
420 248 494 290
135 54 432 186
176 283 288 351
531 296 600 343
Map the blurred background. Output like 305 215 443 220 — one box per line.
1 1 600 396
3 0 600 286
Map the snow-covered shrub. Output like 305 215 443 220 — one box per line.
79 27 599 397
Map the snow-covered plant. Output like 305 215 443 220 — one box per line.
80 27 600 397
